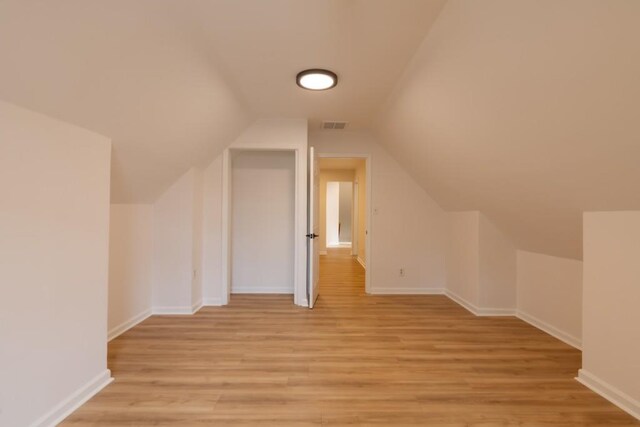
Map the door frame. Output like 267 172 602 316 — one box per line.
352 180 358 256
221 146 307 307
317 153 372 294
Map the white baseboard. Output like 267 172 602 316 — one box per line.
30 369 113 427
475 306 516 316
152 300 214 314
231 287 294 294
369 287 445 295
152 306 194 315
356 256 366 269
108 309 152 341
516 310 582 349
445 290 478 314
445 290 516 316
191 299 203 314
576 369 640 421
203 297 223 306
445 292 580 348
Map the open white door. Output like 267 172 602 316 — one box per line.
307 146 320 308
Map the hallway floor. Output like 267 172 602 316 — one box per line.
62 251 637 426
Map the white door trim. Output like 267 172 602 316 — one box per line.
222 145 307 307
352 180 358 256
316 152 372 294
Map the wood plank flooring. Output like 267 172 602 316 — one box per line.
62 248 638 425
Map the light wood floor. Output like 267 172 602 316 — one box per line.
63 248 638 426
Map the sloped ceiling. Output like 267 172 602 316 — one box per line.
0 0 445 202
0 0 253 203
187 0 446 130
0 0 252 203
2 0 639 259
375 0 640 259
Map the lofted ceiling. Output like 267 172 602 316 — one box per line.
187 0 446 130
0 0 446 202
1 0 639 259
0 0 252 203
375 0 640 259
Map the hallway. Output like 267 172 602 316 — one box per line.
62 251 637 426
318 247 365 303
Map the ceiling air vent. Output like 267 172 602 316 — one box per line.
322 121 348 130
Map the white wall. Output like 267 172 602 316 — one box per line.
446 211 516 314
191 170 204 308
204 125 444 300
579 212 640 419
446 212 480 306
0 100 112 427
338 181 353 242
231 151 295 293
152 168 202 313
202 156 224 305
310 130 448 293
326 181 340 247
447 212 582 346
108 204 153 340
516 250 582 349
478 213 516 309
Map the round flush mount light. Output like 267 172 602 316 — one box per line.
296 69 338 91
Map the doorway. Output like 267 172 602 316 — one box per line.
325 181 353 249
221 146 307 307
230 150 295 295
316 156 369 297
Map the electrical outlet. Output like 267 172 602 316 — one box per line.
399 268 405 277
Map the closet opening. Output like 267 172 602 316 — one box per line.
227 149 297 301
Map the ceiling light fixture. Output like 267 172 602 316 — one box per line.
296 69 338 91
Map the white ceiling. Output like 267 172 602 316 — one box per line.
0 0 252 203
2 0 639 259
0 0 445 202
188 0 446 130
375 0 640 259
